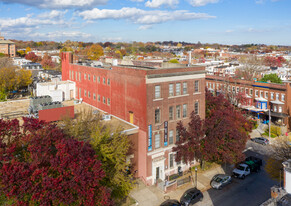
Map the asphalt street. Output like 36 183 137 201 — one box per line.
195 140 278 206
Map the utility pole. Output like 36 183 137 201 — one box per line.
269 108 271 139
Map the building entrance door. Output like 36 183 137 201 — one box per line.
156 167 160 180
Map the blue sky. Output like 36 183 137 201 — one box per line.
0 0 290 45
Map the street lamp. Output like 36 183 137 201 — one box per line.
195 167 198 188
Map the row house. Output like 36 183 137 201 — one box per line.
206 75 291 128
62 52 206 185
0 33 15 57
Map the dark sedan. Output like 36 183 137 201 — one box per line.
160 199 181 206
180 188 203 206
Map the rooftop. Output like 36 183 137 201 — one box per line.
0 40 15 44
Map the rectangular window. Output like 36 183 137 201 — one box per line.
103 97 106 104
79 72 81 81
107 78 110 85
271 93 274 100
183 104 187 118
155 109 160 124
250 89 253 95
169 106 174 121
93 75 96 82
183 82 187 95
282 94 285 101
169 154 174 168
176 129 180 142
98 95 101 102
88 91 91 98
69 70 71 79
246 88 249 94
98 76 101 83
274 105 277 112
279 106 282 113
155 85 161 99
93 93 96 100
195 101 199 115
84 90 87 97
84 73 86 80
75 71 77 80
107 98 110 105
103 77 106 84
176 83 181 95
255 90 258 97
232 86 235 92
88 74 90 81
276 93 279 100
265 92 268 98
169 84 174 97
176 105 181 119
260 91 264 98
155 133 160 149
79 88 81 98
169 130 174 145
236 87 239 93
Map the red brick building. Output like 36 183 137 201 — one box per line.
62 52 205 185
206 75 291 129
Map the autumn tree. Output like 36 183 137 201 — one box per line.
265 137 291 181
25 46 31 54
202 90 252 164
264 56 286 67
25 52 40 63
173 89 252 167
61 110 133 202
237 56 264 81
41 53 55 69
87 44 104 60
0 118 112 205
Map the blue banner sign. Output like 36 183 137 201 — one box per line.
148 124 152 151
164 121 168 146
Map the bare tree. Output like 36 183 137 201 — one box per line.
236 55 265 81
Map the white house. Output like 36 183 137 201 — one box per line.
36 80 75 102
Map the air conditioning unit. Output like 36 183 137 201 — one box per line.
102 114 111 121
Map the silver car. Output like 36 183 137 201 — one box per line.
210 174 232 190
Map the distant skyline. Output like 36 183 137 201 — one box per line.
0 0 290 45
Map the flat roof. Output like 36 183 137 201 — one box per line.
0 40 15 44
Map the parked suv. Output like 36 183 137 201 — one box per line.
180 188 203 206
251 137 269 145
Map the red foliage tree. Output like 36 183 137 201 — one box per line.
25 52 40 63
41 53 56 69
0 118 112 206
264 56 286 67
202 90 252 164
173 89 252 165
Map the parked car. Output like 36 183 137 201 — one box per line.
233 156 262 179
160 199 181 206
210 174 232 189
180 188 203 206
251 137 269 145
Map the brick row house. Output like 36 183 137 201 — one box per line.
62 52 206 185
206 75 291 129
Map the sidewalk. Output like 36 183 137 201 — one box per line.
130 165 230 206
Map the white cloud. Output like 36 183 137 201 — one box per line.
0 0 108 9
145 0 179 8
37 10 68 19
130 0 144 2
78 7 215 25
138 25 153 30
0 15 65 29
188 0 219 7
102 37 122 42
